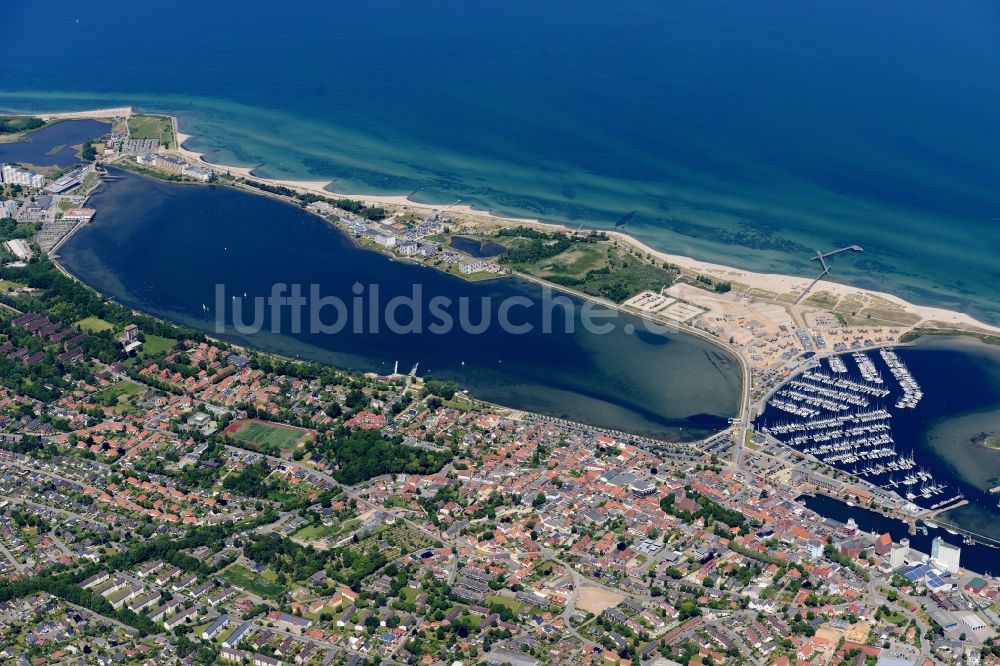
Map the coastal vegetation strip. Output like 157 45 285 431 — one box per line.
900 326 1000 347
241 178 387 221
491 226 680 303
126 115 173 146
0 115 46 135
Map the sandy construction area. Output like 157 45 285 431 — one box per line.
575 586 625 614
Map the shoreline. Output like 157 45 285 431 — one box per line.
167 117 1000 339
11 105 997 337
5 107 1000 337
21 110 1000 547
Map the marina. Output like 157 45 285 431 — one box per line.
757 350 964 512
880 347 924 408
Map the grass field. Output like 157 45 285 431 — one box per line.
80 171 99 191
222 563 284 600
440 263 502 282
93 381 146 405
293 523 342 541
485 594 524 615
127 115 173 146
76 316 114 333
293 518 359 544
0 280 25 292
532 244 609 280
224 419 313 449
498 232 677 303
141 334 177 356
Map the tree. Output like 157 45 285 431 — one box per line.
81 140 97 161
424 379 457 400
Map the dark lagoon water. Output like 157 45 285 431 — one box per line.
759 337 1000 550
58 171 742 440
4 0 1000 322
799 494 997 576
0 119 108 168
448 236 506 258
906 338 1000 544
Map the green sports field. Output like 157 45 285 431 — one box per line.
225 419 311 449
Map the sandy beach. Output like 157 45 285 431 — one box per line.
59 107 1000 339
603 230 1000 335
36 107 134 122
175 130 1000 337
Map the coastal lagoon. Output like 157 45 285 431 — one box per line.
4 0 1000 322
907 338 1000 544
58 171 742 440
0 119 108 168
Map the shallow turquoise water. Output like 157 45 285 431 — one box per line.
4 0 999 321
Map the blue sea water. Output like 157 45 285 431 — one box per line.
3 0 999 322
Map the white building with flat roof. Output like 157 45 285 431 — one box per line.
931 536 961 574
